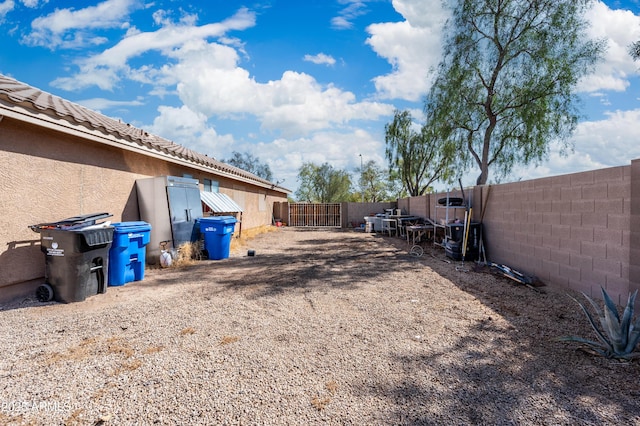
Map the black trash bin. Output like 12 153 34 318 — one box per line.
30 213 114 303
444 222 481 261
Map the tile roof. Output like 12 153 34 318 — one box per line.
0 73 286 192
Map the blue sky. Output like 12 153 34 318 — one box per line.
1 0 640 195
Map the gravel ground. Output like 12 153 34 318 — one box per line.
1 227 639 425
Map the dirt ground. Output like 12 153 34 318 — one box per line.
1 226 639 425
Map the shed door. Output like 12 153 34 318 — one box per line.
167 186 203 246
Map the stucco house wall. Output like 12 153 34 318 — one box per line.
0 74 288 302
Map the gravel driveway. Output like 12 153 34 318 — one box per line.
1 227 639 425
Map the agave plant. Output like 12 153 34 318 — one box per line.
560 287 640 360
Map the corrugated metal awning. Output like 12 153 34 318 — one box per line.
200 192 243 213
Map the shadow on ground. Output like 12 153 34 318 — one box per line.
372 234 640 425
140 227 640 424
137 229 424 299
5 227 639 423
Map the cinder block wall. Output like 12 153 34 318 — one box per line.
480 166 632 304
629 159 640 298
397 198 410 214
343 202 397 228
397 194 432 219
396 162 637 305
399 190 467 223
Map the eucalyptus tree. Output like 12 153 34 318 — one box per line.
357 160 392 202
295 162 352 203
385 109 455 196
428 0 605 185
387 168 409 200
223 151 273 181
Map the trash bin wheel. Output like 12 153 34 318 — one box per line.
36 284 54 302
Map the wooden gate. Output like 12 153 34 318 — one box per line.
288 203 342 227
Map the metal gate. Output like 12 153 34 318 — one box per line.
288 203 342 227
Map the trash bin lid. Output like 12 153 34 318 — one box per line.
111 221 152 233
201 216 237 224
29 212 112 232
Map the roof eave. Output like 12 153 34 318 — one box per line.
0 102 290 194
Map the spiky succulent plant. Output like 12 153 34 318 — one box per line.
560 287 640 360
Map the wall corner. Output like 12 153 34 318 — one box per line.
630 158 640 295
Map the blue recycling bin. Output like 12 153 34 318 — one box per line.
199 216 237 260
108 221 152 286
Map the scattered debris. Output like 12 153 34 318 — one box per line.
219 335 240 345
456 264 470 272
409 245 424 257
179 327 196 336
486 262 545 293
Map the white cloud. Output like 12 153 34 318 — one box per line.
331 0 367 30
367 0 640 100
391 0 447 28
148 105 235 157
45 3 395 159
76 96 144 112
0 0 41 24
366 0 640 190
241 129 386 190
152 9 198 27
515 2 640 181
366 0 448 101
165 41 394 138
578 1 640 92
303 53 336 66
449 109 640 187
571 109 640 165
50 8 256 91
140 121 387 192
0 0 15 23
37 0 640 197
22 0 141 49
20 0 43 7
331 16 351 30
512 109 640 181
